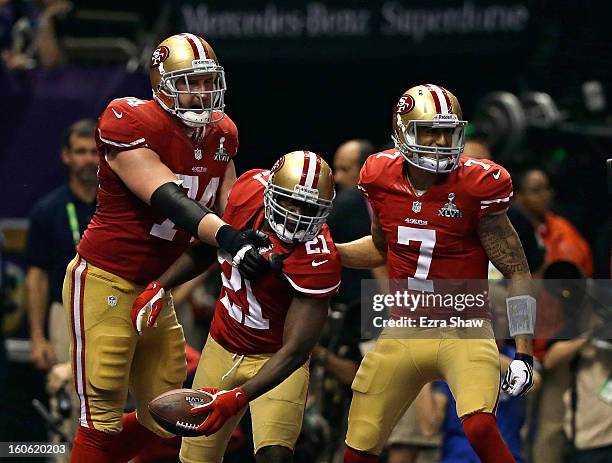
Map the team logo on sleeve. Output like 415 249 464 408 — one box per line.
438 193 463 218
214 136 230 162
151 46 169 67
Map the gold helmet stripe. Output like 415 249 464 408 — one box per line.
426 83 451 114
180 33 207 59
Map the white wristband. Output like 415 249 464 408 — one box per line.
506 295 536 337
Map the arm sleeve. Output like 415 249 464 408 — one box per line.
282 239 342 299
474 163 514 218
222 116 239 159
97 99 148 152
357 155 375 199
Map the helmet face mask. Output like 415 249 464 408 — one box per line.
263 151 335 243
150 34 227 127
159 67 226 127
392 85 467 174
264 185 332 243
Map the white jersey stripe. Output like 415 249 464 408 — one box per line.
429 84 449 114
71 257 89 428
480 193 513 205
98 129 146 149
304 152 317 188
183 33 207 59
284 274 341 295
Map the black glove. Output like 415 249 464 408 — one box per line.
216 225 270 280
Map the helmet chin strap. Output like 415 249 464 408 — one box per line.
419 156 451 171
154 95 209 128
273 223 307 243
402 150 458 174
178 110 211 127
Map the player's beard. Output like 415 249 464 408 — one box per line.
75 164 98 186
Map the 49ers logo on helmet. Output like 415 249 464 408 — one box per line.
396 95 415 115
150 46 169 68
271 157 285 174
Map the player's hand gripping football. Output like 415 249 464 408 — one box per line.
501 353 534 397
131 280 165 335
191 387 249 436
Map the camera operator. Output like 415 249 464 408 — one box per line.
542 263 612 463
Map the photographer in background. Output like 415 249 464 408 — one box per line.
542 263 612 463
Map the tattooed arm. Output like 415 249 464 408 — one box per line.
477 211 533 356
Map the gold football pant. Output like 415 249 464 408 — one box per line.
346 322 500 455
62 255 186 435
180 335 309 463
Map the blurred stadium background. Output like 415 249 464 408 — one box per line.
0 0 610 462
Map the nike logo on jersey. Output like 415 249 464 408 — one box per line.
235 392 243 399
493 170 501 180
312 259 329 267
111 108 123 119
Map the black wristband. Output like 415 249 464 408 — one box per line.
150 182 211 237
215 224 239 252
514 352 533 367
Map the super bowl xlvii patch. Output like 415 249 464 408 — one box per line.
438 193 463 218
214 136 230 162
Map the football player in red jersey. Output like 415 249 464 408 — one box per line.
131 151 341 463
62 34 269 463
337 84 535 463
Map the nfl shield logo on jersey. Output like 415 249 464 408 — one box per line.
412 201 422 213
194 148 202 160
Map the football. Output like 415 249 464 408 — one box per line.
148 388 212 437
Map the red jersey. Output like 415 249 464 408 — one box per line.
78 97 238 284
209 169 341 355
359 150 513 319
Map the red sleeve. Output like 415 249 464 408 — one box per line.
220 115 239 160
358 150 402 200
282 233 342 299
222 169 267 229
465 160 513 218
358 154 379 199
97 98 149 151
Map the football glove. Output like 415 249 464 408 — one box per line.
215 225 271 280
191 387 249 436
501 353 534 397
131 280 165 335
